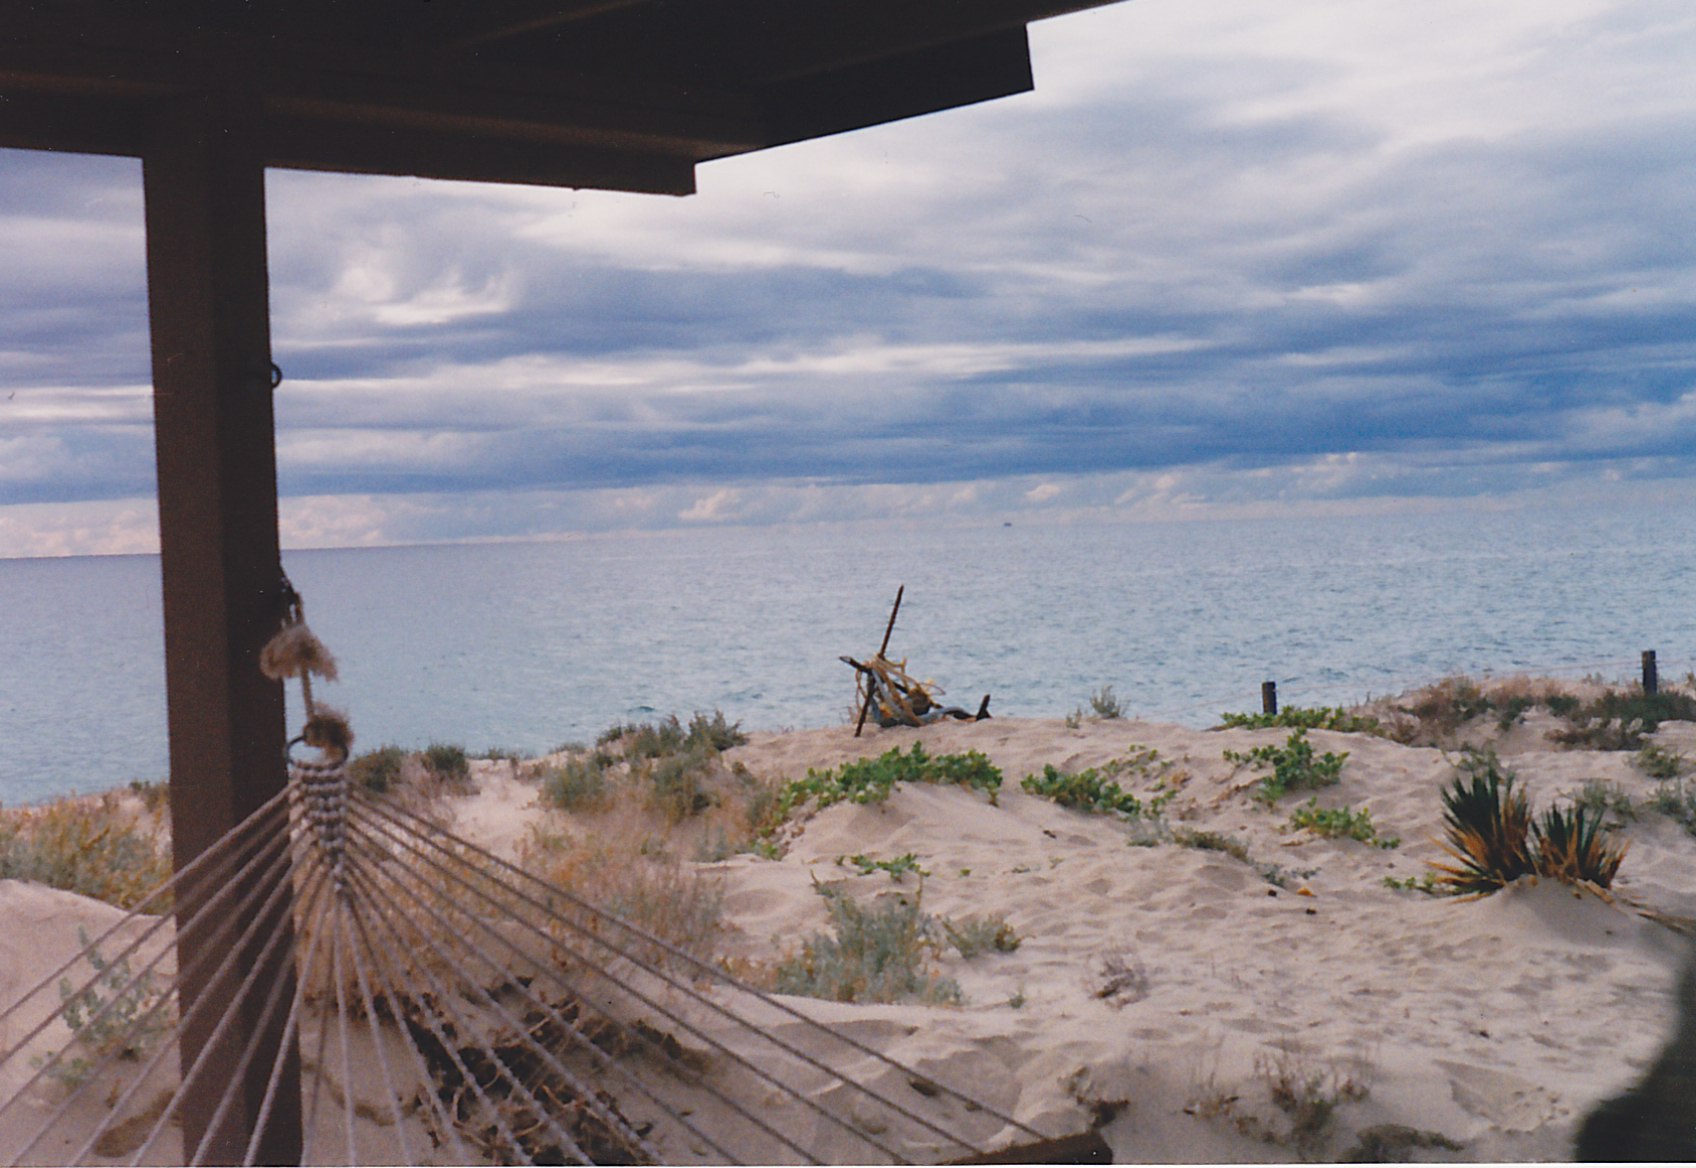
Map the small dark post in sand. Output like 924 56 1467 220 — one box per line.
1262 680 1278 716
855 585 905 738
1644 650 1659 696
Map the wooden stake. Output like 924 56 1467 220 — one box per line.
854 585 904 737
1262 680 1278 716
1643 650 1659 696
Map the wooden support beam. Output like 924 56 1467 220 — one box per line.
143 94 300 1165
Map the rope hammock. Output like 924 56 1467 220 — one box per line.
0 594 1053 1166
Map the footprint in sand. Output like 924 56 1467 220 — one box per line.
1438 1060 1557 1131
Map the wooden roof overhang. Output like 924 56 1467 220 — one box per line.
0 0 1120 191
1 2 1126 1160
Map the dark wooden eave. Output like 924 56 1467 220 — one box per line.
0 0 1121 193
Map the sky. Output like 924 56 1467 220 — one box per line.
2 0 1695 557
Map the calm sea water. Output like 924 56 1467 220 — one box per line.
3 504 1694 805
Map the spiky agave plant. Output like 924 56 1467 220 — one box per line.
1533 801 1629 889
1431 750 1536 896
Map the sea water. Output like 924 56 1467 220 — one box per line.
3 502 1694 804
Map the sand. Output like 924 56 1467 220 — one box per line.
700 716 1696 1161
4 711 1693 1162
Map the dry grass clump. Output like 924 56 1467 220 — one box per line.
1249 1044 1373 1154
1550 688 1696 751
1187 1042 1374 1156
1373 675 1573 746
0 791 171 910
1371 674 1696 751
520 814 727 971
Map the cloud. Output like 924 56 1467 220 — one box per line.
5 1 1696 553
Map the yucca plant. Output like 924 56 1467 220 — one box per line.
1432 751 1536 896
1534 802 1628 889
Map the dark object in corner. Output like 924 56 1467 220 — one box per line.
1576 952 1696 1161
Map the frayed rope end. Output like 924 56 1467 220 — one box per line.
260 622 339 683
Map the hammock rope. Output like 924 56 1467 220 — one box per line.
0 593 1056 1165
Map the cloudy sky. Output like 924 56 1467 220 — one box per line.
2 0 1694 557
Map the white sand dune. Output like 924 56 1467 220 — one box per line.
700 715 1694 1161
4 711 1692 1162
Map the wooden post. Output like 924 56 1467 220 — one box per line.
144 94 301 1164
1643 650 1659 696
854 585 904 737
1262 681 1278 716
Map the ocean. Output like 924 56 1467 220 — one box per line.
3 503 1693 805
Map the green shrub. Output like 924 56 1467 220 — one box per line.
1169 829 1304 887
422 742 471 787
1286 799 1398 848
841 852 928 882
773 887 961 1005
600 710 745 762
1089 686 1125 719
541 755 609 811
941 914 1021 958
1224 729 1348 804
1552 690 1696 751
1022 745 1180 819
126 779 170 815
1021 765 1154 817
1636 743 1690 780
33 929 171 1087
612 717 689 760
1393 677 1496 741
0 794 171 911
686 710 748 752
1171 829 1251 863
776 743 1002 819
595 721 638 748
1648 779 1696 836
474 746 525 763
1216 707 1383 735
649 744 718 822
1382 872 1440 895
1573 779 1636 827
348 745 407 793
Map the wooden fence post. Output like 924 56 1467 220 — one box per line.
1262 681 1278 716
1643 650 1659 696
